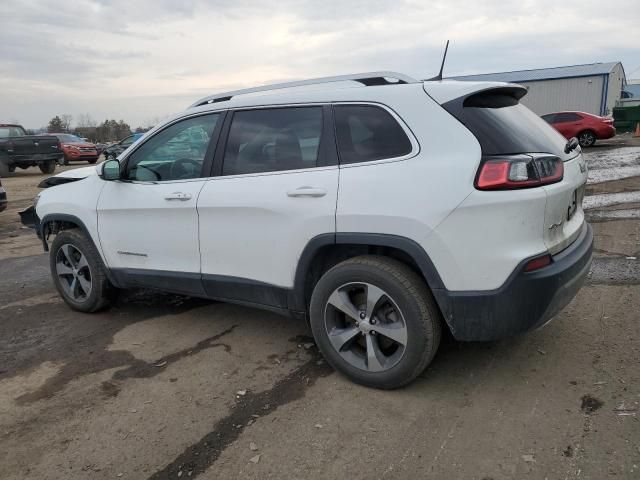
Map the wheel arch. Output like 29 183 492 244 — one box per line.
290 233 448 318
39 213 119 286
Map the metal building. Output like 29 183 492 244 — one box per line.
450 62 626 116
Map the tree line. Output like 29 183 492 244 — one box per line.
45 114 151 143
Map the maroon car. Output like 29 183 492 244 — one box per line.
49 133 99 165
541 111 615 148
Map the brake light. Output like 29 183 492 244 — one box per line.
524 254 552 272
601 117 614 124
476 156 563 190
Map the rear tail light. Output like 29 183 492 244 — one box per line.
601 117 614 124
476 155 563 190
524 253 552 272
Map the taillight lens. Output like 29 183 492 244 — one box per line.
476 155 563 190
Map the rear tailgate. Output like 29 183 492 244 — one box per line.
10 135 60 157
542 153 588 254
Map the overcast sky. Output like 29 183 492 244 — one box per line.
2 0 639 129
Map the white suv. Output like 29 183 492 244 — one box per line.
23 72 593 388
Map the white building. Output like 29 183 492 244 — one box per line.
450 62 626 116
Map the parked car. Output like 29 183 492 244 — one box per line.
48 134 99 165
102 133 144 160
0 177 7 212
0 124 63 175
21 71 592 389
541 111 615 147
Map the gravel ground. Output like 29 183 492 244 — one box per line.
1 140 639 479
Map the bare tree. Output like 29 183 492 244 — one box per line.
76 113 96 128
60 114 73 132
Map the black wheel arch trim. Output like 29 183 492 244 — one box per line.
289 232 447 314
39 213 121 287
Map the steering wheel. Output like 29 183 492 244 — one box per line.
170 157 201 179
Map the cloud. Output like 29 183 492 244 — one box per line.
1 0 639 128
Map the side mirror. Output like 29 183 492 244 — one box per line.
100 159 121 181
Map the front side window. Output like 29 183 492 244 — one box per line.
334 105 412 164
125 114 219 181
222 107 323 176
120 136 134 147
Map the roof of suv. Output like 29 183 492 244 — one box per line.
186 71 519 113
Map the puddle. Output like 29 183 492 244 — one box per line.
583 191 640 210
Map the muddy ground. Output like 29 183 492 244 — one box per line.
1 138 639 479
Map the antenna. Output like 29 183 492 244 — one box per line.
426 40 450 81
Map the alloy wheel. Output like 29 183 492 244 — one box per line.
55 244 92 301
324 282 408 372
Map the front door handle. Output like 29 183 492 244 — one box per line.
286 186 327 198
164 192 192 201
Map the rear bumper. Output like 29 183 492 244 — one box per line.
439 223 593 341
5 153 63 165
596 125 616 139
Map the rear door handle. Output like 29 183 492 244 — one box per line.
286 186 327 198
164 192 192 201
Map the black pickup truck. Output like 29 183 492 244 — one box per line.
0 124 64 176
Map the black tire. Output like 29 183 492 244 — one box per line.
88 158 98 164
50 229 118 312
309 255 442 389
0 161 10 177
578 130 596 148
39 161 56 174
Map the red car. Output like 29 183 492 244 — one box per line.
540 111 615 148
49 133 99 164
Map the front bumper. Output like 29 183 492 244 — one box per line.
440 223 593 341
0 186 7 212
19 205 40 234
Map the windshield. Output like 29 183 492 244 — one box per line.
0 126 27 138
443 90 576 161
54 134 83 143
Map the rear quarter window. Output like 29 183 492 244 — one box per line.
443 88 574 161
334 105 412 164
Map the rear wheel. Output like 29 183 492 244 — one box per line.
0 162 10 177
88 158 98 164
578 130 596 147
309 256 442 389
39 161 56 174
50 229 117 312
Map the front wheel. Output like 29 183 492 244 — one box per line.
309 256 442 389
39 161 56 174
88 158 98 164
50 229 118 312
578 130 596 148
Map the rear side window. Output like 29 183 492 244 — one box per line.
334 105 412 164
223 107 323 176
555 112 582 122
443 89 575 161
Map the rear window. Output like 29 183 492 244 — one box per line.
444 89 575 161
334 105 412 164
0 126 26 138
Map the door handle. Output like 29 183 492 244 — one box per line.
164 192 192 201
286 186 327 198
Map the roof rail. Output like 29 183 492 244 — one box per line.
189 71 418 108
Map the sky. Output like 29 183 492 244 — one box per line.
2 0 639 129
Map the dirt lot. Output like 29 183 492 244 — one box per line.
1 141 639 479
